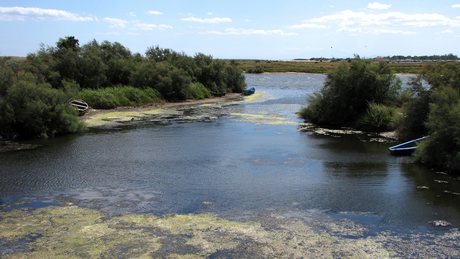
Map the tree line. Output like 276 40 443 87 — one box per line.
0 36 247 139
299 56 460 174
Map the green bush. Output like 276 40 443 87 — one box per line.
247 66 264 74
413 86 460 173
0 79 85 138
77 86 161 109
357 102 396 131
189 82 210 99
299 57 401 127
394 80 432 141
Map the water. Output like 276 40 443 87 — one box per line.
1 74 460 234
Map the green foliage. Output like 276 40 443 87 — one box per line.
420 62 460 90
189 82 210 99
394 77 432 141
300 57 401 127
57 36 79 51
357 102 396 131
246 66 264 74
1 36 247 139
413 86 460 173
224 65 247 93
0 76 84 138
145 45 173 62
0 58 15 96
77 86 161 109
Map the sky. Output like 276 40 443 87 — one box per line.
1 0 459 59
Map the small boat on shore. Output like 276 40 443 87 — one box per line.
389 136 429 155
243 87 255 95
210 91 226 97
70 100 89 115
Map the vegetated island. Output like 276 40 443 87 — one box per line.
298 55 460 175
0 36 247 142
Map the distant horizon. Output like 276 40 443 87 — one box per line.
3 51 459 61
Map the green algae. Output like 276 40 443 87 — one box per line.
0 205 389 258
82 91 302 128
230 109 301 126
2 205 460 258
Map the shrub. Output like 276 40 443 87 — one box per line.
247 66 264 74
394 80 432 141
224 65 247 93
77 86 161 109
300 57 401 127
0 79 85 138
357 102 396 131
413 86 460 173
189 82 210 99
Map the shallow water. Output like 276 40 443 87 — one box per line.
1 74 460 257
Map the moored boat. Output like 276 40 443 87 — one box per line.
210 91 226 97
70 100 89 115
388 136 429 155
243 87 255 95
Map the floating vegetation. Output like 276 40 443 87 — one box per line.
242 91 268 103
298 125 364 137
82 91 267 128
1 205 460 258
83 109 182 128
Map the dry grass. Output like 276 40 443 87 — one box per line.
225 59 428 74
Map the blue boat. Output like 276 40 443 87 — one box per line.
388 136 429 155
243 87 255 95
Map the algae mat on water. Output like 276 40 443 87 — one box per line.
2 205 460 258
0 205 391 258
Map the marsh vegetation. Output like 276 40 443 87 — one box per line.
0 36 246 139
299 57 460 174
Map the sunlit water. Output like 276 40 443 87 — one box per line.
1 74 459 235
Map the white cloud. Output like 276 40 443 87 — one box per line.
368 2 391 10
104 17 173 31
374 29 416 34
147 11 163 15
95 32 121 35
452 4 460 8
0 6 93 21
103 17 129 28
133 22 158 30
289 10 460 35
181 17 232 23
159 24 173 30
287 23 329 29
203 28 297 35
129 12 136 17
440 30 453 33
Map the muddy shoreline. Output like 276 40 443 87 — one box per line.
81 93 242 120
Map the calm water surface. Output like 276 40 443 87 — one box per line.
1 74 459 233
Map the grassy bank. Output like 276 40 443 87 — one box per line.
226 59 430 74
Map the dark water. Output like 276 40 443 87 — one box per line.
1 74 459 233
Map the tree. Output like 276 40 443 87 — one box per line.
299 56 401 127
57 36 79 51
413 86 460 173
145 45 173 62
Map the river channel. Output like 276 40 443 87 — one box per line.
1 74 460 257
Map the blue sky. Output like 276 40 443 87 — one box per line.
1 0 459 59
